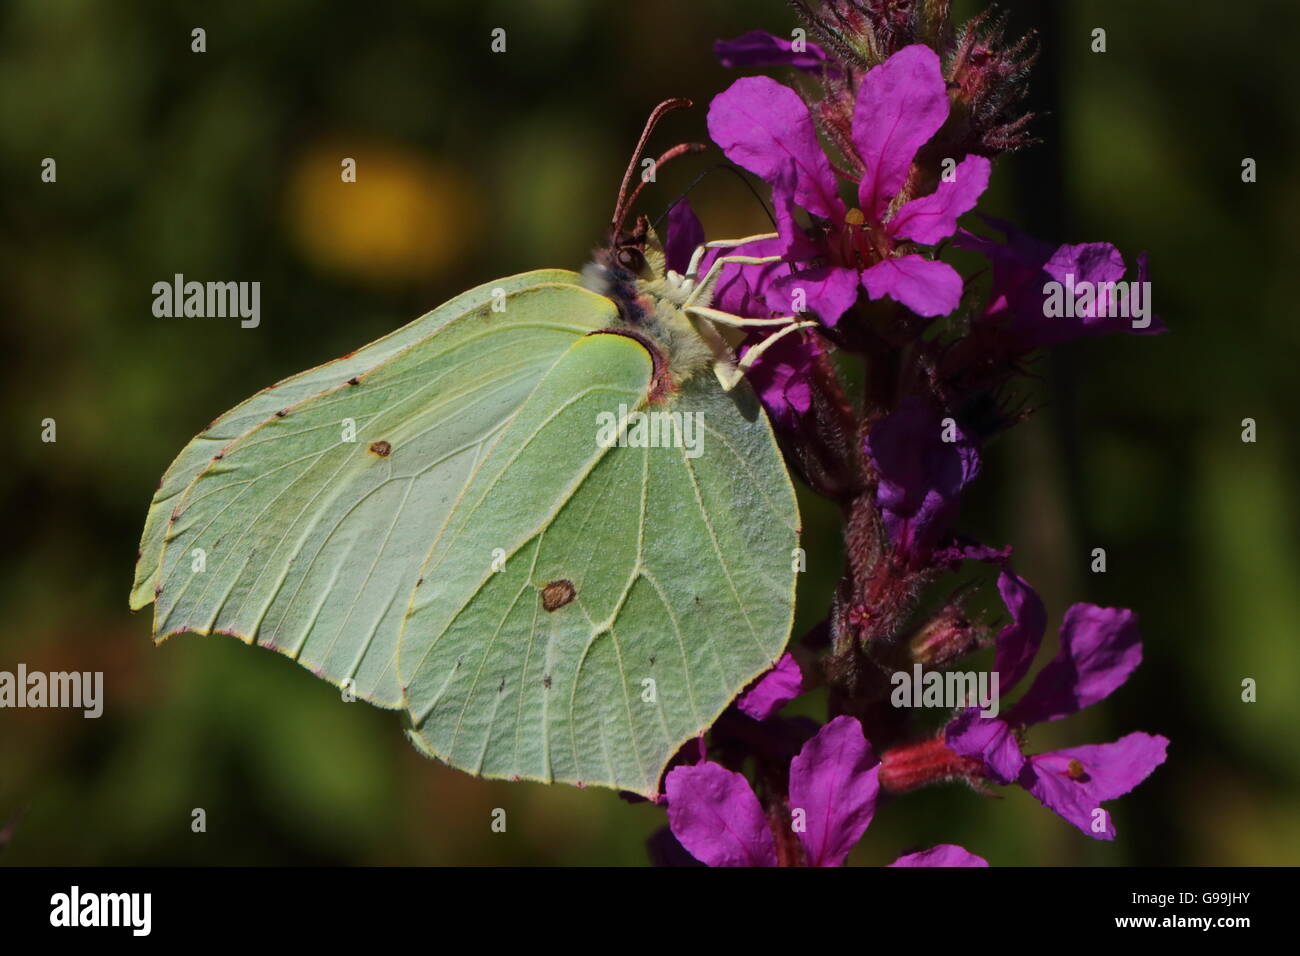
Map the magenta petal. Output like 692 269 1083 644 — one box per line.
788 715 880 867
1010 604 1143 726
1044 241 1126 286
663 199 705 277
769 160 822 260
1019 733 1169 840
715 30 828 73
852 45 949 219
865 395 981 564
993 570 1047 692
945 709 1024 785
665 763 777 867
737 329 821 429
889 155 992 244
736 653 805 721
664 200 704 277
888 845 990 867
860 255 963 317
706 235 785 317
708 75 845 220
766 266 860 326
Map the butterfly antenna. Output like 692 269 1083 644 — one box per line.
651 162 777 234
611 98 699 240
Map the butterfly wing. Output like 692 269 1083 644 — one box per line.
134 272 611 707
400 341 799 796
134 272 800 794
130 269 579 613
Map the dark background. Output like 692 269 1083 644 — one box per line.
1 0 1297 865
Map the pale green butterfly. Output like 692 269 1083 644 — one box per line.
129 100 814 797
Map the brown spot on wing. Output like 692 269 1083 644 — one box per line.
541 579 576 612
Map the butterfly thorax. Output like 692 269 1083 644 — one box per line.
581 227 714 391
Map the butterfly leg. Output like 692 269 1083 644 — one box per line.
683 305 798 328
681 303 820 392
709 320 819 390
683 252 785 309
683 232 778 281
732 320 819 374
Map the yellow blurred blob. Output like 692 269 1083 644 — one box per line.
287 140 478 283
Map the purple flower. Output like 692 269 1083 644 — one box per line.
698 176 826 430
714 30 828 73
664 716 983 866
865 396 982 565
735 652 805 721
944 574 1169 839
957 217 1167 349
663 192 825 433
707 45 991 324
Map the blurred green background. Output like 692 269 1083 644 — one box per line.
1 0 1297 865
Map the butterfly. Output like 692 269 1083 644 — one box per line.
130 99 809 797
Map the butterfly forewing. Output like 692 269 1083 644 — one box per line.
130 269 580 611
143 277 615 707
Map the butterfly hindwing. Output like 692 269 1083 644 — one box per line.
400 342 799 796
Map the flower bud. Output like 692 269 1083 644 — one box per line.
909 600 988 669
879 736 984 794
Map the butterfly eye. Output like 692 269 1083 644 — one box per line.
616 246 645 273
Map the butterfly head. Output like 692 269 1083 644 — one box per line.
581 100 719 390
583 214 668 324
